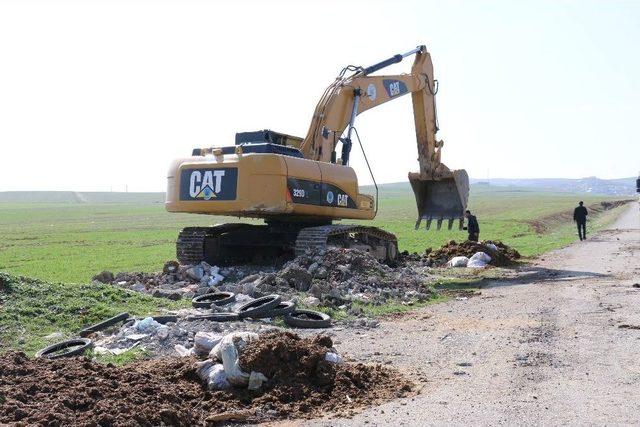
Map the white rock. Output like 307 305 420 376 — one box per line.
156 326 170 340
303 296 321 307
92 346 111 355
125 333 148 341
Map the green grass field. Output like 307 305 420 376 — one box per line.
0 184 630 354
0 184 629 284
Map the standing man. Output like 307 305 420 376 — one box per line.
463 210 480 242
573 201 588 241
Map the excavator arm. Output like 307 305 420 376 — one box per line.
299 45 469 229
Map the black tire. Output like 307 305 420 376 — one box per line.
284 309 332 329
36 338 93 359
261 301 296 318
79 312 130 337
192 292 236 309
152 315 178 324
236 294 282 319
185 312 240 322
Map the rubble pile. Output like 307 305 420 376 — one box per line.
0 333 413 425
223 248 434 309
93 261 271 301
419 240 521 267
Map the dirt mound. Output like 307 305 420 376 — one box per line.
0 352 203 426
425 240 521 267
238 331 414 417
0 335 412 425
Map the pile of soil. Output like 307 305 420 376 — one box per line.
238 331 414 418
422 240 521 267
0 333 412 425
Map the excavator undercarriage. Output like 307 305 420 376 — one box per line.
176 222 398 265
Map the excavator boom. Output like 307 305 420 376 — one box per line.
299 45 469 228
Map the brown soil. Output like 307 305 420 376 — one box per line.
427 240 521 266
238 331 412 418
0 333 413 426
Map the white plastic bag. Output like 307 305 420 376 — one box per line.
447 256 469 267
196 360 231 390
325 352 343 364
209 363 231 390
134 317 161 333
194 332 223 357
209 332 260 386
467 251 491 268
174 344 194 357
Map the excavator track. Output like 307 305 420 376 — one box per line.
177 223 399 266
176 224 252 265
295 224 398 263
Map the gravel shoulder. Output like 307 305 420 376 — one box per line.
301 203 640 426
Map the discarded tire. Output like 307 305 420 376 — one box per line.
237 294 282 319
185 312 240 322
261 301 296 318
284 309 332 329
36 338 93 359
79 312 130 337
192 292 236 309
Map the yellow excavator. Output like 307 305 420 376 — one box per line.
166 45 468 265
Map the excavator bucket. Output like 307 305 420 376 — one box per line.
409 169 469 230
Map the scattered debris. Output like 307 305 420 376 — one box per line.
97 248 436 310
92 260 250 300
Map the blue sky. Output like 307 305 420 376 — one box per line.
0 0 638 191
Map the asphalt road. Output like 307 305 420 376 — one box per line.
308 203 640 426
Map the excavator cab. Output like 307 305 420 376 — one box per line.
409 170 469 230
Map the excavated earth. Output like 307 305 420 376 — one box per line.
416 240 521 267
0 333 413 426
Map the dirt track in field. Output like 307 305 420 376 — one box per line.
297 202 640 426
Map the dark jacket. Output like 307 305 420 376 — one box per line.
573 205 588 222
467 215 480 233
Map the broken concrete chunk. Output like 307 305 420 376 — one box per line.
151 289 182 300
186 266 205 281
280 265 312 291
